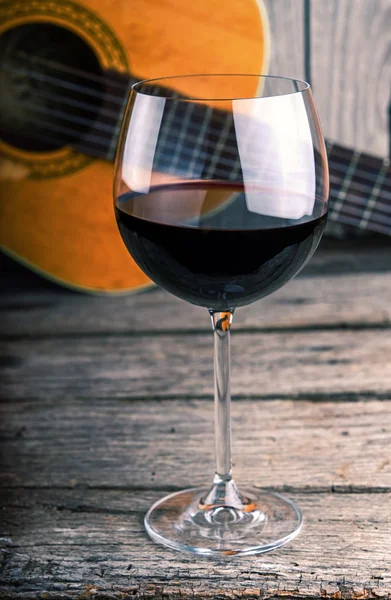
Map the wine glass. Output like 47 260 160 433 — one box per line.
113 74 329 556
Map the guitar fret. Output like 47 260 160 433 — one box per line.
204 115 236 179
330 176 373 195
329 192 390 226
169 102 197 173
107 103 385 194
330 151 360 220
185 106 212 177
152 144 390 229
359 158 391 230
329 142 383 170
329 159 378 181
151 125 391 202
14 48 388 237
150 120 383 189
329 187 391 216
153 101 179 173
230 154 242 180
104 73 390 236
330 211 391 235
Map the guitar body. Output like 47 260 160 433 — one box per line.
0 0 269 293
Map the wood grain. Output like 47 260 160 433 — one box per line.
3 241 391 336
310 0 391 156
1 254 391 597
2 329 391 400
2 246 391 597
0 398 390 490
0 488 390 599
263 0 305 78
2 271 391 337
1 2 391 596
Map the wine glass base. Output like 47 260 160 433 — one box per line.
145 486 302 556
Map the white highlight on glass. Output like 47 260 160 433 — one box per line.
122 94 166 193
233 93 316 220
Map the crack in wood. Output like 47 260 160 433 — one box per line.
1 320 391 342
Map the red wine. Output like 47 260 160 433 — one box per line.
115 183 326 310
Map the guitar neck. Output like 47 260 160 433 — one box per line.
85 74 391 236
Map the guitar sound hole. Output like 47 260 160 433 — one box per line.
0 23 103 152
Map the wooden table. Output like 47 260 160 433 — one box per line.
1 239 391 599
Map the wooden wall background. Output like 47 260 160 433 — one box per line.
263 0 391 158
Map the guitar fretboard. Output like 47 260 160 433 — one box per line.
4 56 390 235
53 69 391 237
326 141 391 235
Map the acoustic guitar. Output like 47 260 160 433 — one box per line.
0 0 390 294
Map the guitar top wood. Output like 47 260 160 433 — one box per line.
0 0 269 293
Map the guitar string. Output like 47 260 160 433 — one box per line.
3 106 390 196
143 160 391 226
2 149 389 232
3 59 388 232
0 123 108 157
329 171 391 198
6 55 263 134
3 113 389 232
3 116 391 213
3 95 390 196
2 67 390 223
3 122 389 232
23 88 121 119
4 101 118 134
2 94 235 146
2 64 238 131
328 212 390 234
8 53 391 174
2 89 389 185
8 54 389 172
150 146 391 218
328 199 390 229
4 101 390 205
1 114 116 148
5 57 390 167
4 62 390 178
2 65 125 103
1 68 252 149
13 52 132 90
2 62 387 158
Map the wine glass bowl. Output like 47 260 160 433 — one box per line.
113 74 328 556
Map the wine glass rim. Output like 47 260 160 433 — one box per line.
131 73 310 102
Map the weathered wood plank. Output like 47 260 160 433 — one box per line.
2 330 391 400
3 241 391 292
0 398 389 490
263 0 305 79
311 0 391 156
3 240 391 336
1 271 391 336
0 488 390 599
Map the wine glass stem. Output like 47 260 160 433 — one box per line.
210 310 234 481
